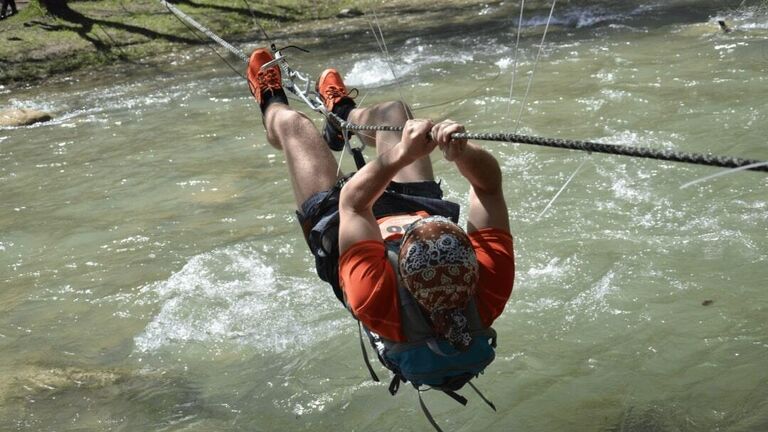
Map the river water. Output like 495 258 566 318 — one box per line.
1 1 767 431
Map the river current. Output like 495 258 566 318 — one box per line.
1 1 767 430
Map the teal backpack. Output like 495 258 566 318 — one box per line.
351 244 498 431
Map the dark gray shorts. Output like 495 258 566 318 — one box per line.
296 178 460 304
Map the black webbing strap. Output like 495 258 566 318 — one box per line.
416 383 494 432
351 146 366 170
418 390 446 432
389 375 402 395
416 388 469 432
468 382 497 411
357 321 379 382
442 389 468 406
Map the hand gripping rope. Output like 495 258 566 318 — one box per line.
161 0 768 174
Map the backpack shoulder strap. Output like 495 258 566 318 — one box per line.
385 242 435 341
417 387 470 432
356 320 379 382
467 381 497 411
418 390 449 432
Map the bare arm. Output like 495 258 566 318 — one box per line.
338 119 436 255
432 121 509 233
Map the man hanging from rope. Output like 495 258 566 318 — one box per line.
247 48 515 415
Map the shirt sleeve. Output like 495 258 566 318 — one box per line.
470 228 515 327
338 240 404 341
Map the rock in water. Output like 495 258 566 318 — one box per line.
337 8 364 18
0 108 53 127
718 20 733 33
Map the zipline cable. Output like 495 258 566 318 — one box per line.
161 0 249 64
159 0 768 174
167 2 247 80
329 114 768 172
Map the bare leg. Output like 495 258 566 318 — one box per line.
347 101 434 183
263 103 341 207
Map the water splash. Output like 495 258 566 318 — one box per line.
134 244 344 354
345 57 415 87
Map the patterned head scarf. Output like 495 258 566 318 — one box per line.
398 216 479 351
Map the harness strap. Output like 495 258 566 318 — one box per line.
468 381 497 411
388 375 402 395
442 389 468 406
357 321 380 382
415 387 469 432
418 390 446 432
351 146 366 170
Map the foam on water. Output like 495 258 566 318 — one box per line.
344 57 416 87
739 21 768 30
134 244 343 354
715 5 768 31
566 268 623 321
5 75 229 132
520 4 656 29
345 39 475 88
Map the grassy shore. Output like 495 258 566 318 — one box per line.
0 0 579 87
0 0 345 85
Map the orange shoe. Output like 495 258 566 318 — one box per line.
247 48 287 112
316 68 356 112
316 68 357 150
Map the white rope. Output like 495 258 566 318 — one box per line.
368 8 412 119
505 0 526 120
523 0 587 218
680 161 768 189
514 0 557 133
537 159 586 219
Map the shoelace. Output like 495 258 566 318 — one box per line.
257 68 282 92
322 85 348 103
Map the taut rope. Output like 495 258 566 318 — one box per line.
328 114 768 172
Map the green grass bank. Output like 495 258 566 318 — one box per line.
0 0 587 87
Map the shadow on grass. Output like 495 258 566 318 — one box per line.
171 0 298 21
24 0 293 57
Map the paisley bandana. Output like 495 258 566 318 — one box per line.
398 216 479 351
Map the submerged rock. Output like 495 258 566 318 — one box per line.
0 365 124 404
0 108 52 127
0 364 211 429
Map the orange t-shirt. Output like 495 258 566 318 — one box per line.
338 216 515 342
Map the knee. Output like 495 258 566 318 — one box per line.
378 100 411 122
274 108 314 133
265 108 315 147
350 100 412 128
